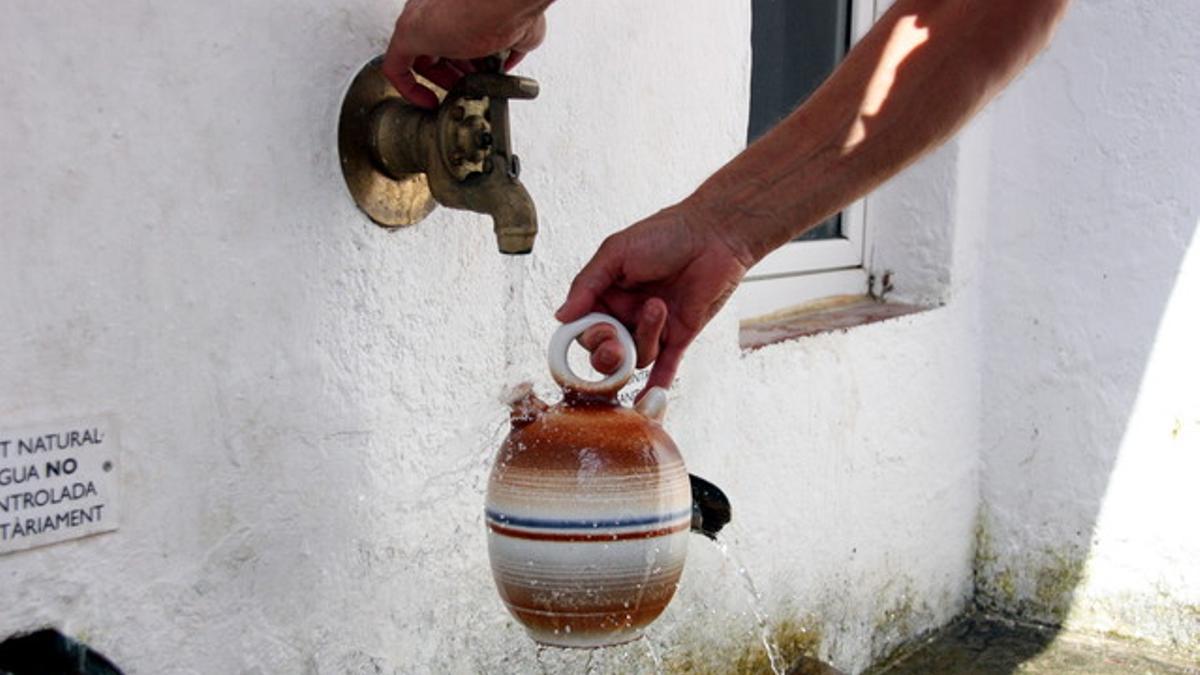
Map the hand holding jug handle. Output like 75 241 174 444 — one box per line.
548 313 636 398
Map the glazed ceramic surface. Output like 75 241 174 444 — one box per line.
486 314 691 648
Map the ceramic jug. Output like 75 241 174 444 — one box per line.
486 313 695 648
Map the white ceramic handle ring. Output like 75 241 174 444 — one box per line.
548 313 637 397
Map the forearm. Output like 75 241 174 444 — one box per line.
690 0 1070 263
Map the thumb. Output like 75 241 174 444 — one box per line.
644 343 685 394
556 244 621 322
512 14 547 54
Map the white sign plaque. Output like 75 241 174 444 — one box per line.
0 417 120 554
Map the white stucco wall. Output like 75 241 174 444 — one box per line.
976 0 1200 657
12 0 1194 672
0 1 989 673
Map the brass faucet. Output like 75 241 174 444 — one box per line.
338 57 539 254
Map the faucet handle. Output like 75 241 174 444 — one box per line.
452 73 540 101
439 72 538 181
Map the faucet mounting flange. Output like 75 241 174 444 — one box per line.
337 58 436 227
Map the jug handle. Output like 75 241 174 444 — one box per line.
548 313 636 398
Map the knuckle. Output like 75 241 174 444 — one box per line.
598 232 623 253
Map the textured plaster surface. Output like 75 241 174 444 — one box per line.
15 0 1195 672
976 0 1200 657
0 1 982 672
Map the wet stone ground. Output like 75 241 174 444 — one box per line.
865 615 1199 675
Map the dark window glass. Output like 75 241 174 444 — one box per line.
749 0 853 241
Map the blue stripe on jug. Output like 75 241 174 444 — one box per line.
485 508 692 530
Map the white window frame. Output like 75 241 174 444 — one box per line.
735 0 878 320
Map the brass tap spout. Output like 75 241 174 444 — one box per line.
338 57 540 255
488 175 538 255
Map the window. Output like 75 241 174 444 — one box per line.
734 0 877 319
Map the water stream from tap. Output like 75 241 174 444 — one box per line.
641 635 665 673
502 255 532 385
710 534 787 675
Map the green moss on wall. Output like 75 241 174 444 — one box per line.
663 614 824 674
1032 551 1086 623
973 509 1085 623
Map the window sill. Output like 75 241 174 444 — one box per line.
738 294 930 351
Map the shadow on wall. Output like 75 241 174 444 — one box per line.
971 0 1200 661
850 0 1200 668
975 221 1199 644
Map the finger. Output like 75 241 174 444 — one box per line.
564 288 638 335
448 59 476 74
634 299 668 368
513 14 547 54
413 56 464 92
580 324 626 375
589 337 625 375
556 242 622 322
504 50 526 70
644 344 685 394
578 324 617 351
381 54 439 109
591 288 643 326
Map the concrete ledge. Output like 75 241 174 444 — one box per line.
739 295 930 350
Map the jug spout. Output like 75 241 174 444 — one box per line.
505 382 548 428
635 386 668 422
689 474 732 539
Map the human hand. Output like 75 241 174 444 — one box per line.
382 0 550 108
555 203 755 396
